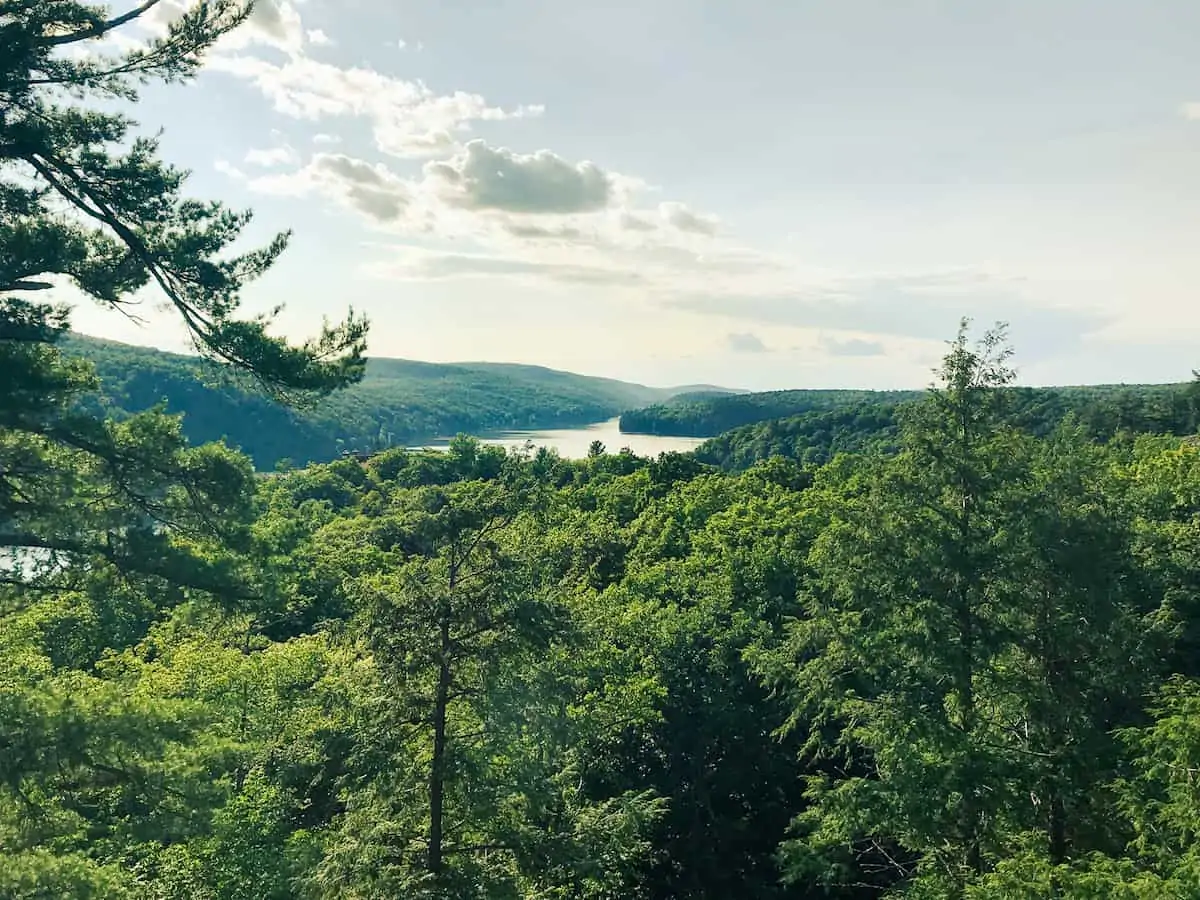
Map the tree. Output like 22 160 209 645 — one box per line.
0 0 367 393
587 472 819 899
312 474 661 897
0 9 369 890
762 322 1032 895
1001 425 1160 866
0 297 269 603
0 0 370 594
762 322 1176 897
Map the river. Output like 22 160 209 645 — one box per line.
412 417 706 459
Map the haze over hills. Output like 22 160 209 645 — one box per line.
65 334 739 469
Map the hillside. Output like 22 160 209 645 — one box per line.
695 382 1200 470
619 388 925 437
65 334 684 469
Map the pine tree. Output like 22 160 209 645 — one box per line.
0 0 367 393
0 1 369 593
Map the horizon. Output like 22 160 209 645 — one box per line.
70 329 1191 395
60 0 1200 392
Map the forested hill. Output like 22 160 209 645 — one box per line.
619 388 927 436
695 381 1200 470
65 334 681 469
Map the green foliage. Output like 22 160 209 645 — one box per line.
0 0 367 395
1 300 261 609
12 293 1200 900
620 389 922 438
695 383 1200 471
756 323 1178 897
696 401 902 469
65 334 677 469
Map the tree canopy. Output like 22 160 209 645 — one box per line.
9 319 1200 896
8 7 1200 898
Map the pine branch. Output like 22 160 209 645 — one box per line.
39 0 166 47
19 149 218 338
0 279 53 292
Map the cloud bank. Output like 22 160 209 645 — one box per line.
190 0 1110 367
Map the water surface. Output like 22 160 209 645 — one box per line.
413 417 705 459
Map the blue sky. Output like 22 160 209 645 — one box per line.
68 0 1200 390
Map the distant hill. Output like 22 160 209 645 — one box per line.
662 384 749 397
619 388 924 437
64 334 708 469
693 382 1200 471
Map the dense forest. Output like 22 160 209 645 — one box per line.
696 382 1200 471
625 381 1200 444
73 329 1200 475
73 330 1200 475
67 335 676 469
15 318 1200 898
9 5 1200 898
619 388 923 437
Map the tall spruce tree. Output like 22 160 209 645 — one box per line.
762 322 1030 895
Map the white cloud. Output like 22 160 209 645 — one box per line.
249 0 303 48
306 28 333 47
134 0 309 55
425 140 613 214
363 221 805 303
195 12 738 309
214 158 245 179
211 0 305 54
619 211 657 232
1183 102 1200 120
397 38 408 50
821 335 886 357
660 201 720 236
244 145 299 167
725 332 769 353
502 220 589 241
614 203 719 236
667 273 1108 360
249 153 411 223
207 54 544 158
364 248 647 287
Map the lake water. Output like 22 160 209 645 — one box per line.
413 417 706 459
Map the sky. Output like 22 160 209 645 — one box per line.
64 0 1200 391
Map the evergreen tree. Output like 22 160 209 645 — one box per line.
0 0 367 393
313 470 662 897
0 0 367 593
763 323 1032 894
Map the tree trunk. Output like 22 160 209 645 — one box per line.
1048 790 1067 865
428 607 452 878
